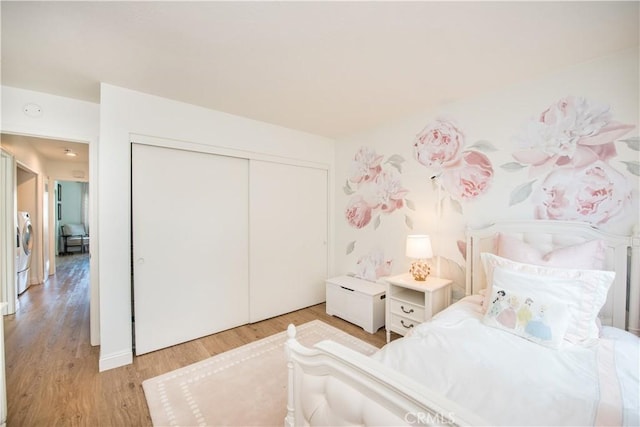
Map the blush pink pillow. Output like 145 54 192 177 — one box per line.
496 234 605 270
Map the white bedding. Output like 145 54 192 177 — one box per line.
372 295 640 426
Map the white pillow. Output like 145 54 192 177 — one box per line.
483 285 570 349
497 234 605 270
481 253 615 346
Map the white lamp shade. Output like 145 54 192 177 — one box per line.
406 235 433 259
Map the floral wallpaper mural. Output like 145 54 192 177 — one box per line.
344 147 412 229
344 147 414 264
339 95 636 290
409 118 497 299
413 118 495 214
505 96 638 225
341 147 412 279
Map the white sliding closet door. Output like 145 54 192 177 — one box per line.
132 143 249 355
249 160 328 322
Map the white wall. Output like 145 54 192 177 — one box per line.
98 84 335 371
334 48 639 300
1 86 99 143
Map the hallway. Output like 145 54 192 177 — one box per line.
3 253 103 425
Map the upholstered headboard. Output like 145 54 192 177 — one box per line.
466 220 640 334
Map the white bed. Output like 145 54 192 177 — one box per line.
284 220 640 426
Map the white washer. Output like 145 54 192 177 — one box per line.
16 211 33 295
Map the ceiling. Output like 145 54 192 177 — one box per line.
1 133 89 164
2 1 639 138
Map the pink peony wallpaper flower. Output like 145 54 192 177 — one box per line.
344 147 412 231
441 151 494 201
532 161 632 225
512 96 634 177
414 119 465 171
349 146 383 184
505 96 637 225
344 195 373 229
413 118 495 213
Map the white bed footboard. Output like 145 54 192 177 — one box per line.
284 324 486 427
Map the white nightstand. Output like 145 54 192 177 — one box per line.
384 273 452 343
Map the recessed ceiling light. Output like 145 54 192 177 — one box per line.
64 149 77 157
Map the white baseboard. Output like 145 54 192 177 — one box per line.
99 349 133 372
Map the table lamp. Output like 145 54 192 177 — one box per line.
406 234 433 281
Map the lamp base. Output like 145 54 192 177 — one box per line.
409 260 431 281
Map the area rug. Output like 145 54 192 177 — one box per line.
142 320 379 426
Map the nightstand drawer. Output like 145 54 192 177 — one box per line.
384 273 453 343
389 299 424 322
389 313 419 333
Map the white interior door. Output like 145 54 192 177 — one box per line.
249 160 328 322
132 143 249 355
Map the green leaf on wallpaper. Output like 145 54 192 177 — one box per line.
386 154 405 173
343 180 355 195
405 215 413 229
405 199 416 210
388 162 402 173
620 137 640 151
509 180 535 206
467 140 498 152
346 240 356 255
373 215 381 229
621 161 640 177
501 162 527 171
386 154 405 164
450 198 463 215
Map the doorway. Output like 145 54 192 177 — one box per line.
56 180 90 256
0 133 91 320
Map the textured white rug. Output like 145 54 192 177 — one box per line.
142 320 379 426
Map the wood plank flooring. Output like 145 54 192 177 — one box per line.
4 254 387 426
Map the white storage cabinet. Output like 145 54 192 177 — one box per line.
326 276 386 333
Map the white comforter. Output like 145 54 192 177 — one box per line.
373 295 639 426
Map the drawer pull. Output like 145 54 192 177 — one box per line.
400 305 414 314
400 320 414 329
340 286 355 292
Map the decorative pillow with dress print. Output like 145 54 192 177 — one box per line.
483 285 570 349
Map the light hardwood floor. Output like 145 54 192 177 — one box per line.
4 254 387 426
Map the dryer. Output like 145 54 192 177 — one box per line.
16 211 33 295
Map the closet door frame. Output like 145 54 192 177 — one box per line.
130 133 334 338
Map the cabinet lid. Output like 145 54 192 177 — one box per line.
326 276 386 295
